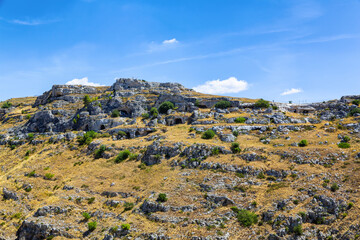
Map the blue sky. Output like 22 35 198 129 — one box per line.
1 0 360 103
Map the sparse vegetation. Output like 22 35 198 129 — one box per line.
202 129 215 139
94 145 107 159
157 193 168 202
1 101 12 109
214 100 231 109
115 150 131 163
231 207 258 227
254 99 270 108
158 101 175 114
44 173 54 180
78 131 98 145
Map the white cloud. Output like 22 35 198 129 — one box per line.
281 88 302 95
193 77 249 94
162 38 178 45
66 77 104 87
9 18 60 26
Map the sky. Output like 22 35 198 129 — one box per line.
0 0 360 103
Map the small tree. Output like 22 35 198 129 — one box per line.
298 140 308 147
88 221 97 231
150 107 159 117
83 95 92 106
82 212 91 221
293 224 303 235
115 150 131 163
111 110 120 118
158 101 175 114
231 142 241 153
1 101 12 109
157 193 168 202
254 99 270 108
234 117 246 123
214 100 231 109
202 129 215 139
121 223 130 230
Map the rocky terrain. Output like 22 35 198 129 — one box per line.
0 78 360 240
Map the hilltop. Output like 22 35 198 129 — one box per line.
0 78 360 240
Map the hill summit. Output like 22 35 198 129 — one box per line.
0 78 360 240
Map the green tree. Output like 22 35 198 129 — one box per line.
254 99 270 108
158 101 175 114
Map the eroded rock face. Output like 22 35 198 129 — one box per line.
16 218 74 240
3 188 19 201
140 200 169 213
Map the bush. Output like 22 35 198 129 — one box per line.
44 173 54 180
298 140 308 147
350 108 360 116
214 100 231 109
82 212 91 221
231 142 241 153
234 117 246 123
150 107 159 117
27 133 34 142
28 170 36 177
211 147 220 155
83 95 92 106
158 101 175 114
87 221 97 231
331 183 339 192
352 100 360 106
232 130 239 137
115 150 131 163
117 131 127 138
157 193 168 203
121 223 130 230
94 145 107 159
342 136 351 143
231 207 258 227
293 224 303 235
254 99 270 109
1 101 12 109
78 131 98 145
141 113 150 119
123 202 134 211
202 129 215 139
111 110 120 118
338 142 350 148
88 197 95 204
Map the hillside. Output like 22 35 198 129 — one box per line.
0 78 360 240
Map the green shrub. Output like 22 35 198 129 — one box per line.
231 207 258 227
352 100 360 106
254 99 270 108
27 133 34 142
331 183 339 192
117 131 127 137
82 212 91 220
94 145 106 159
157 193 168 203
111 110 120 118
232 130 239 137
350 108 360 116
158 101 175 114
338 142 350 148
87 221 97 231
298 140 308 147
121 223 130 230
214 100 231 109
141 113 150 119
234 117 246 123
44 173 54 180
342 136 351 143
348 202 354 209
83 95 92 106
1 101 12 109
88 197 95 204
293 224 303 235
115 150 131 163
202 129 215 139
28 170 36 177
231 142 241 153
257 172 265 179
78 131 98 145
123 202 134 211
211 147 220 155
150 107 159 117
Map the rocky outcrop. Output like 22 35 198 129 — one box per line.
16 218 74 240
2 188 19 201
140 200 169 213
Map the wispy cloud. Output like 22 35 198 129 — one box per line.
66 77 104 86
6 18 60 26
193 77 249 94
162 38 178 44
290 34 360 44
281 88 302 96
